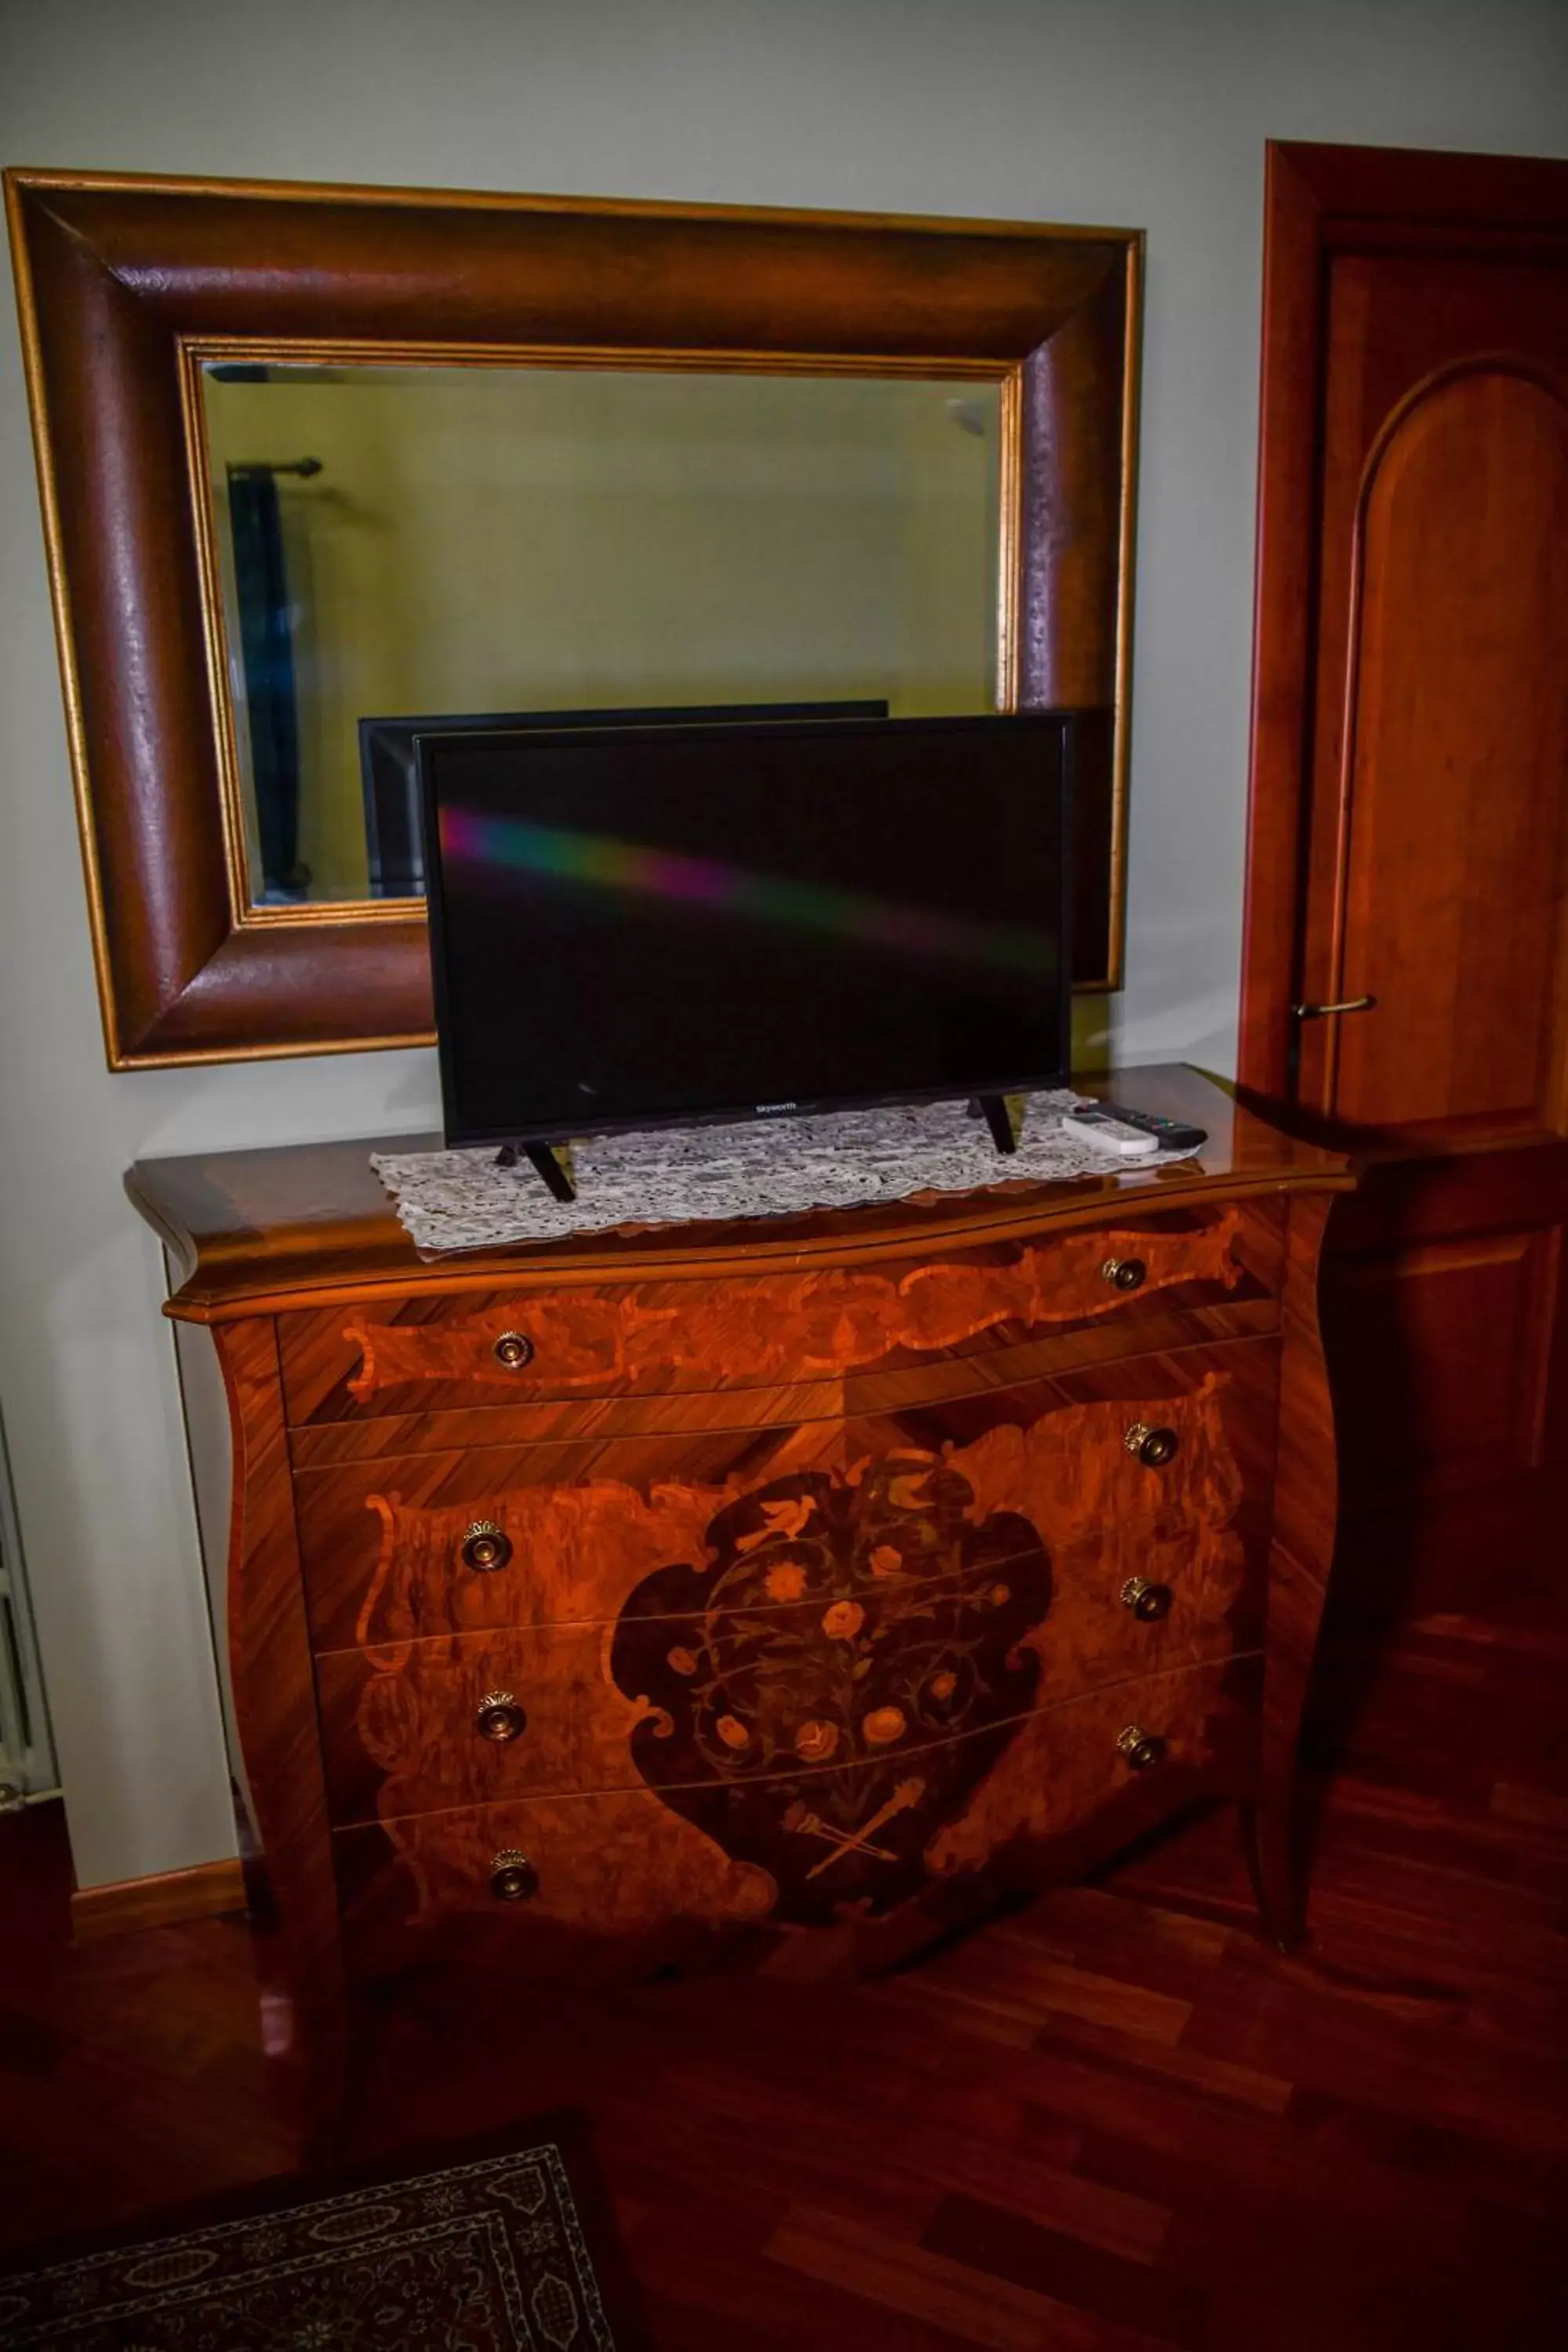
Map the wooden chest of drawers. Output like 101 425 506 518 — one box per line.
129 1069 1351 2034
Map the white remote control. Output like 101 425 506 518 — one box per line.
1060 1107 1162 1159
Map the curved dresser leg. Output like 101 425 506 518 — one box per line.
212 1316 349 2157
1251 1189 1341 1951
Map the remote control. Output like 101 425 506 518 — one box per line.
1065 1101 1209 1153
1060 1107 1161 1158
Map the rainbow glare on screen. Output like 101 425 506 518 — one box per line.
438 808 1056 975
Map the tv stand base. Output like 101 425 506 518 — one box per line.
975 1093 1019 1155
499 1100 1021 1205
495 1140 577 1203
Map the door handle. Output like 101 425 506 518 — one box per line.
1290 993 1377 1019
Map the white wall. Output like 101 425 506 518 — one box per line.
2 0 1564 1887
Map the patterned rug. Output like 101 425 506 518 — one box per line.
0 2115 646 2350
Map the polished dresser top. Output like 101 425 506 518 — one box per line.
127 1065 1351 1323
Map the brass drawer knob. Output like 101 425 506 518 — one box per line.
489 1849 539 1901
1117 1724 1168 1772
1102 1256 1147 1292
461 1521 513 1573
1120 1576 1173 1623
476 1690 527 1744
492 1330 535 1370
1124 1421 1178 1468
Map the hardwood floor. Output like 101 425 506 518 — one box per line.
2 1600 1563 2348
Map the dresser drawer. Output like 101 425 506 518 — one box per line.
927 1659 1261 1882
335 1780 775 1982
318 1619 630 1825
279 1206 1263 1425
316 1512 1261 1829
300 1425 1058 1667
333 1656 1258 1981
295 1345 1269 1653
1029 1519 1262 1708
875 1356 1276 1569
294 1425 835 1653
314 1523 1049 1826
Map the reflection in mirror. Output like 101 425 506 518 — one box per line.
198 364 1004 908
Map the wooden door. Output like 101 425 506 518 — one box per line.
1240 142 1568 1626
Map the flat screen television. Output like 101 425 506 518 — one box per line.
419 710 1075 1189
360 699 887 896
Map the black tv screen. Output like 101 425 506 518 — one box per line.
419 712 1074 1149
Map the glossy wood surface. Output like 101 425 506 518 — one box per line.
335 1660 1261 1985
6 168 1141 1066
310 1338 1274 1974
210 1316 343 2042
291 1338 1271 1650
125 1074 1347 2063
277 1202 1259 1423
4 1589 1561 2350
1236 142 1568 1627
282 1293 1284 1469
308 1352 1269 1828
1239 141 1568 1102
316 1512 1258 1827
1321 1149 1568 1626
128 1068 1344 1322
1249 1192 1338 1944
1323 364 1568 1131
69 1856 248 1941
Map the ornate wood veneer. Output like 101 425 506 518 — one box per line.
129 1069 1351 2035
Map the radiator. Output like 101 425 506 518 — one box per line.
0 1411 57 1809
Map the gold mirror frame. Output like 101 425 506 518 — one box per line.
6 169 1141 1069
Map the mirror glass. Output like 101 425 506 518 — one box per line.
198 362 1004 908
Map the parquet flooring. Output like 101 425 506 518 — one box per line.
2 1599 1563 2347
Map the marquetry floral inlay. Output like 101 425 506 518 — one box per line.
610 1454 1052 1926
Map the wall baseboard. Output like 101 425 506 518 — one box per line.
71 1855 248 1940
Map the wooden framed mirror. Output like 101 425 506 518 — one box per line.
5 169 1141 1069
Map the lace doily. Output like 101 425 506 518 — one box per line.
372 1091 1200 1258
